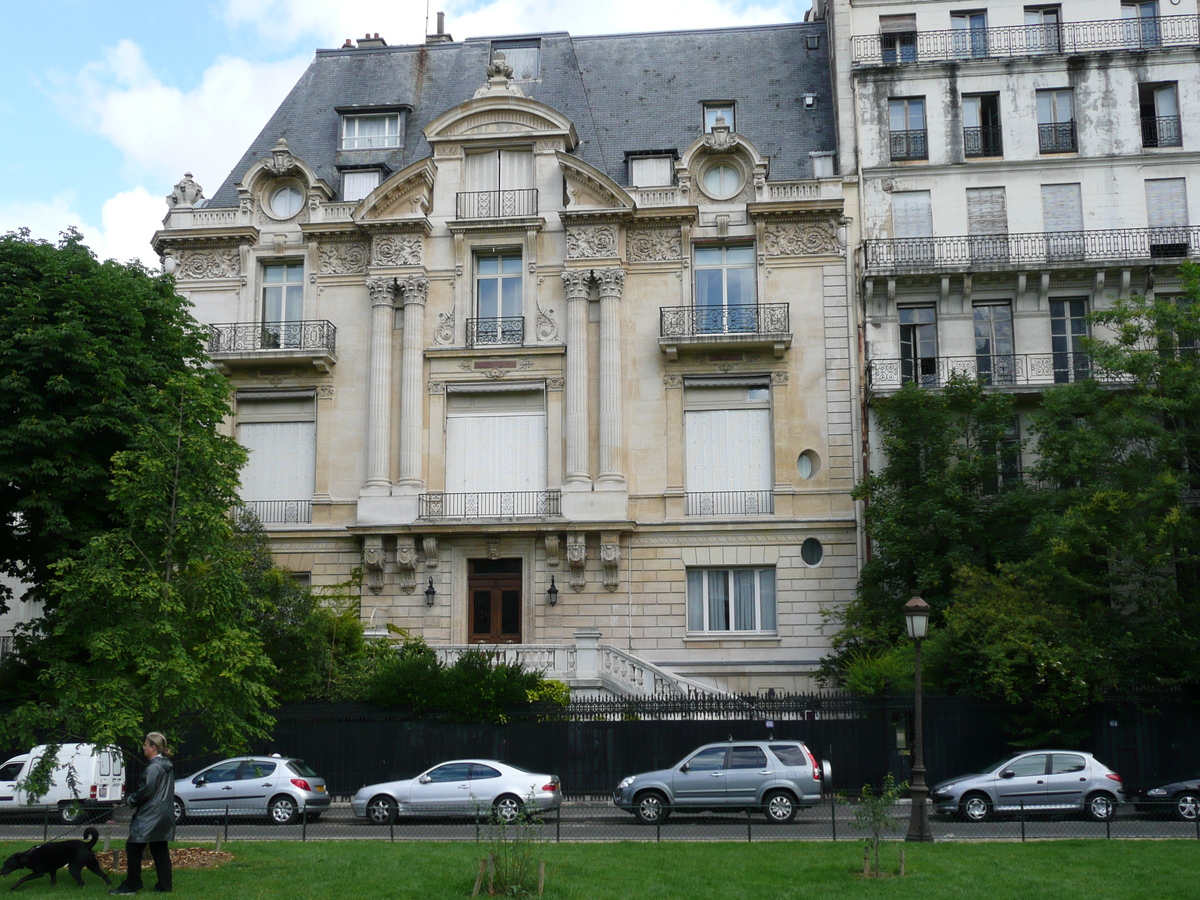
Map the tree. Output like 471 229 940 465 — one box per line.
0 229 207 610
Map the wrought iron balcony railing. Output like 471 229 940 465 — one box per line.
208 320 336 354
456 188 538 219
660 303 790 338
466 316 524 347
852 14 1198 66
963 125 1003 157
418 490 562 518
863 225 1198 273
242 500 312 524
889 129 928 162
1142 115 1183 148
1038 121 1077 153
686 491 774 517
867 353 1132 393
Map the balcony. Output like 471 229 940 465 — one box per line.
863 226 1198 274
866 353 1132 395
1038 121 1077 153
852 14 1198 66
658 303 792 360
242 500 312 525
206 320 337 372
418 490 562 519
456 188 538 220
1142 115 1183 148
963 125 1003 158
889 129 928 162
466 316 524 347
686 491 774 517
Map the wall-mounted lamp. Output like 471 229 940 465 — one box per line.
425 577 437 607
547 576 559 607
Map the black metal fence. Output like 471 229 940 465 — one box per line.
417 490 562 519
207 320 336 354
659 303 790 338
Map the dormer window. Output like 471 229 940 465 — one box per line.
343 169 381 202
703 102 735 133
340 112 402 150
491 39 539 81
627 152 676 187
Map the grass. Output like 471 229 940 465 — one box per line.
0 839 1197 899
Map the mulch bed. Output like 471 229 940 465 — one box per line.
103 848 234 871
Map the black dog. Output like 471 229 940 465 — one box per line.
0 827 112 890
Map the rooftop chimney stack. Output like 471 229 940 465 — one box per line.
426 11 453 43
356 32 388 49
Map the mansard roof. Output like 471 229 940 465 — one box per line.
209 21 834 207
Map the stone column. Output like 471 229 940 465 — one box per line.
561 269 592 483
396 275 429 488
364 277 395 491
595 267 626 483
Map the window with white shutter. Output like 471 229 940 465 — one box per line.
892 191 934 263
343 169 381 202
461 149 536 217
237 393 316 524
684 380 773 516
445 389 547 498
1145 178 1189 257
629 156 674 187
967 187 1009 261
1041 183 1084 259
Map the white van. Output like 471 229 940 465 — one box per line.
0 743 125 824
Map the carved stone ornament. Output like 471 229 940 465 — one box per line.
627 228 681 262
373 234 422 267
566 225 618 259
703 114 736 152
428 380 446 394
546 377 564 391
545 534 560 568
317 385 335 400
366 277 396 307
566 534 586 591
435 310 455 345
771 371 789 385
594 267 626 298
318 241 368 275
536 302 558 341
663 374 683 389
362 536 385 594
601 540 621 591
396 536 417 593
177 248 240 279
395 274 430 305
166 172 204 209
486 537 501 560
474 52 526 99
763 221 839 257
434 144 463 158
423 536 440 569
561 268 591 299
264 138 301 177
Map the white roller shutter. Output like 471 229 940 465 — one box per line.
1146 178 1188 228
465 152 499 192
239 421 316 501
500 150 535 190
1041 183 1083 232
892 191 934 238
967 188 1008 234
685 408 772 493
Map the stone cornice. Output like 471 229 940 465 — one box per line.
630 206 698 225
151 226 258 255
747 199 845 221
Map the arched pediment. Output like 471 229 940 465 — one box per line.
239 139 333 199
679 127 768 174
557 152 635 211
424 95 577 148
355 157 437 220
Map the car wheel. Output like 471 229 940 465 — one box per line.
366 796 397 825
59 803 87 826
763 790 797 824
1085 792 1116 822
961 792 993 823
634 791 670 825
492 794 523 824
172 797 186 825
1175 792 1200 822
269 795 299 825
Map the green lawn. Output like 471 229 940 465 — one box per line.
0 840 1196 899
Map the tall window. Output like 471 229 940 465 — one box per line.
967 186 1009 262
963 94 1002 157
1024 6 1061 53
1037 89 1076 153
445 390 546 497
888 98 927 161
891 191 934 264
1145 178 1190 258
1041 183 1084 260
340 113 401 150
899 306 938 386
237 393 315 524
1140 83 1181 148
461 149 536 217
1122 1 1160 48
983 418 1023 492
687 568 777 632
703 102 735 133
684 380 773 516
261 262 304 348
343 169 381 202
695 245 756 333
472 252 523 345
974 302 1015 385
951 10 989 58
879 14 917 62
1051 299 1090 383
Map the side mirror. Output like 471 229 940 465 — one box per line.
999 770 1015 779
194 777 207 786
418 775 432 784
680 763 690 774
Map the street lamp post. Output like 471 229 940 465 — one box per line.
904 595 934 843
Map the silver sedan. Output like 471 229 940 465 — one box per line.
351 759 562 824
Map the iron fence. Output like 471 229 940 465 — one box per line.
866 353 1133 392
963 125 1003 157
685 491 774 516
456 189 538 219
241 500 312 525
207 321 336 354
889 129 928 161
466 316 524 346
852 14 1199 66
1038 121 1077 153
1142 115 1183 148
418 490 562 518
659 303 789 338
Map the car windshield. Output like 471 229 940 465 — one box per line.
287 759 319 778
979 757 1020 774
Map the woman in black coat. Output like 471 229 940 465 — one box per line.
111 732 175 894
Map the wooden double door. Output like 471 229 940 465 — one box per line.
468 558 522 643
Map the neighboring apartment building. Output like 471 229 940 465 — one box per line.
814 0 1199 472
152 23 858 696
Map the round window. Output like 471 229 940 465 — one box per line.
702 163 741 198
270 185 303 219
797 450 820 480
801 537 823 567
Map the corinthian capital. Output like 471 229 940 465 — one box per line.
560 268 591 300
594 266 625 300
366 276 396 308
396 274 430 305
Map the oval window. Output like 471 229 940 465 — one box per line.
270 185 303 218
801 537 823 567
703 163 740 198
797 450 820 480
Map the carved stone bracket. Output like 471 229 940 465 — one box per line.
422 536 440 569
545 534 560 567
396 536 417 593
601 533 620 591
363 535 385 594
567 533 586 591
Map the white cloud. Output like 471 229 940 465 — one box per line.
0 188 164 266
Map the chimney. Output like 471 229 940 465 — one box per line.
426 11 453 43
356 32 388 49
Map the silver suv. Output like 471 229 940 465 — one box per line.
613 740 830 824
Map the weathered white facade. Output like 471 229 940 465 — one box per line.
152 25 859 696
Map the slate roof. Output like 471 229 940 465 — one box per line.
209 22 835 208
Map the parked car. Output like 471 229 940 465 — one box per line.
352 759 562 824
930 751 1124 822
0 743 125 824
612 740 830 825
1134 775 1200 821
173 755 329 825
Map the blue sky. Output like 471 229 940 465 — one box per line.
0 0 811 266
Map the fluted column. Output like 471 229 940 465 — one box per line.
364 277 396 491
561 269 592 483
396 275 429 488
596 267 625 483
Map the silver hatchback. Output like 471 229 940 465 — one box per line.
613 740 830 824
931 750 1124 822
173 755 330 825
